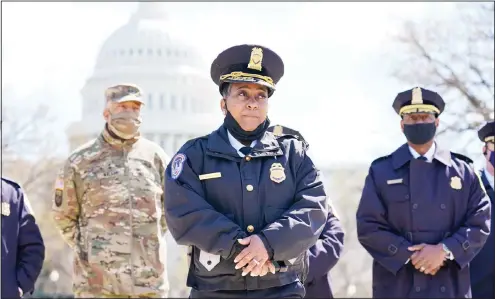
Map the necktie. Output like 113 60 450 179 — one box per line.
239 147 252 156
417 156 427 161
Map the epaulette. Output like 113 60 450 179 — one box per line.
1 177 21 189
371 155 391 165
274 134 310 150
451 152 474 165
178 134 209 153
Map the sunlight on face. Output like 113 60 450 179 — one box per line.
221 83 269 131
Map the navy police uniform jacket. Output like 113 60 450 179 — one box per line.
356 144 491 298
1 177 45 299
304 209 344 298
164 125 328 292
469 170 494 299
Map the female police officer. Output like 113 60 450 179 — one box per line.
164 44 328 298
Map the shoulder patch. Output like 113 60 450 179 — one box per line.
171 153 187 180
451 152 474 165
371 155 391 165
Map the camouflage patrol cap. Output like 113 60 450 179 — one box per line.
105 83 145 104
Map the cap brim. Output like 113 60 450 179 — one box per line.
221 77 275 91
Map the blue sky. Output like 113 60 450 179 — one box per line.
4 2 486 168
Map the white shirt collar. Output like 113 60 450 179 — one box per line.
484 169 494 190
227 130 257 157
408 142 436 163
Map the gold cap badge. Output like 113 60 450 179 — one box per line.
411 87 423 105
269 162 286 183
247 47 263 72
450 176 462 190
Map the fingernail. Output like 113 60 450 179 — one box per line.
237 239 242 243
242 272 247 276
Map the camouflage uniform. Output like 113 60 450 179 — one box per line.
52 127 170 298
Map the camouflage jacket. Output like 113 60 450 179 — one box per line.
52 127 170 298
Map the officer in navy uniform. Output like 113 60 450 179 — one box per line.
1 177 45 298
470 121 494 299
356 87 491 298
164 45 328 298
268 125 345 298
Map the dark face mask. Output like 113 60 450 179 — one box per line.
223 109 270 143
488 151 494 167
403 122 437 145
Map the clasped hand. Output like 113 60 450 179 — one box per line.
233 235 275 277
408 243 447 275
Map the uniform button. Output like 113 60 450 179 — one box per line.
440 204 446 210
440 286 446 293
245 156 251 161
412 203 418 209
246 184 254 191
247 225 254 233
405 194 410 200
415 286 421 292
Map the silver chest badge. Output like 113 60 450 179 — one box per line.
270 163 286 183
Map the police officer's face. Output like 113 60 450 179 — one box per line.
400 113 439 128
221 83 269 131
484 141 494 160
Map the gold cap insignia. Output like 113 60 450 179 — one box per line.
247 47 263 72
269 162 286 183
1 202 11 216
450 176 462 190
272 125 284 136
411 87 423 105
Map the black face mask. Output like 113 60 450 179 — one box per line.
403 123 437 145
223 109 270 143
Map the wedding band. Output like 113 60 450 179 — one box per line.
253 259 260 265
420 267 425 272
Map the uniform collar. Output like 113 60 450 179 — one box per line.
207 125 282 158
408 142 436 162
483 169 494 190
100 124 140 147
227 130 257 157
392 142 451 169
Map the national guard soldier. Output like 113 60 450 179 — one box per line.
470 120 494 299
2 177 45 299
52 84 170 298
164 45 328 298
356 87 491 298
268 125 345 298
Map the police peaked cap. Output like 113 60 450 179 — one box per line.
393 87 445 117
478 121 494 143
210 44 285 97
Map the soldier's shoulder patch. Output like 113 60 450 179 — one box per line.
371 155 391 166
171 153 187 180
54 169 64 207
451 152 474 165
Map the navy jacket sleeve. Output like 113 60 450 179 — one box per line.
16 192 45 295
442 165 491 269
306 208 345 283
260 141 328 261
164 141 246 259
356 166 413 275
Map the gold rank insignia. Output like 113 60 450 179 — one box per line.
247 47 263 71
1 202 11 216
450 176 462 190
270 162 286 183
272 125 284 136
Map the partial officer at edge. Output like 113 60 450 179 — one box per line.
164 44 328 298
470 120 494 299
356 87 491 298
1 177 45 298
268 125 345 299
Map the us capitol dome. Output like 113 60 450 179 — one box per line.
66 2 221 155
